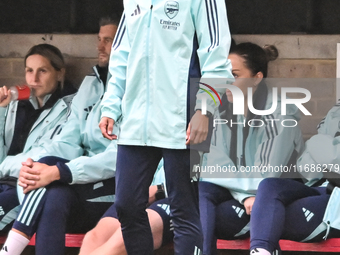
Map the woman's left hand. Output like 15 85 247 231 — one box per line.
19 159 61 193
244 196 255 215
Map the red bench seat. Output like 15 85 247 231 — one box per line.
1 234 339 252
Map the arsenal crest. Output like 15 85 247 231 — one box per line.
164 1 179 19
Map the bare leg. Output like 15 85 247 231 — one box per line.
80 209 164 255
148 209 164 250
79 217 120 255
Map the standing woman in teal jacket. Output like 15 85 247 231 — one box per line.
0 44 76 234
99 1 233 254
199 42 305 255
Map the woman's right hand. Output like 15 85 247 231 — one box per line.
0 86 11 107
244 196 256 215
99 117 117 140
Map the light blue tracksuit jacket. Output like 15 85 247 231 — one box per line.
31 66 118 185
101 0 233 149
0 94 74 178
201 89 305 203
298 104 340 236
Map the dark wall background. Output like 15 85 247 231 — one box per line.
226 0 340 34
0 0 124 33
0 0 339 34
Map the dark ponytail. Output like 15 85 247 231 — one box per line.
229 42 278 78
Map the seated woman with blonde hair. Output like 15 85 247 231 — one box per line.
0 43 76 239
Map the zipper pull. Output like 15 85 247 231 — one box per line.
150 5 153 9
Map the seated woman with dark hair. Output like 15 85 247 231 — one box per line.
0 43 76 234
198 42 305 255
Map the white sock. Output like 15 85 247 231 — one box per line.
250 248 271 255
0 230 30 255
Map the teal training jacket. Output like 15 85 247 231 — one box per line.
101 0 233 149
0 93 74 179
200 89 305 204
32 66 118 185
299 104 340 183
297 104 340 240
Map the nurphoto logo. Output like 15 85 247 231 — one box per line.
198 83 312 128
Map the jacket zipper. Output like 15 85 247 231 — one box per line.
144 3 153 145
